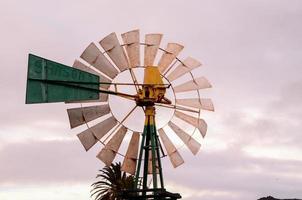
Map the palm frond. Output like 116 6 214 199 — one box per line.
91 162 135 200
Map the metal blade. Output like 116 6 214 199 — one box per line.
174 111 207 137
77 129 97 151
148 150 159 174
67 104 110 128
97 126 127 166
99 32 129 72
72 59 99 76
76 116 117 151
168 121 201 155
73 60 112 90
167 57 201 82
176 98 214 111
87 116 117 140
99 93 109 102
144 33 163 66
158 128 184 168
158 43 184 73
173 77 212 93
80 42 118 79
121 132 140 175
121 29 140 68
123 158 136 175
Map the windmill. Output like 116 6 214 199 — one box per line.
26 29 214 199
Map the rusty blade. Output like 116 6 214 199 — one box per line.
144 33 163 66
77 130 98 151
80 42 118 79
121 29 140 68
168 121 201 155
73 59 112 90
158 128 184 168
76 116 117 151
99 32 129 72
176 98 214 111
169 151 185 168
97 126 127 166
173 77 212 93
123 132 140 159
174 111 207 137
103 126 127 152
158 43 184 73
121 132 140 175
167 57 201 82
73 59 99 76
90 116 117 140
148 150 159 174
123 158 136 175
67 104 110 129
99 93 109 102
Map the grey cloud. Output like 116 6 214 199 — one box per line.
1 0 302 200
270 80 302 115
217 79 302 148
0 139 101 184
162 149 302 200
0 139 301 200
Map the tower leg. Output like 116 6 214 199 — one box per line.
122 106 181 200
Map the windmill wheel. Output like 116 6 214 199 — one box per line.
66 30 214 175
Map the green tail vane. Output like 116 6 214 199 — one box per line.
26 54 99 104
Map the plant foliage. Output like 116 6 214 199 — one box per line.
91 162 135 200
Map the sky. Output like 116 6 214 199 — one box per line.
0 0 302 200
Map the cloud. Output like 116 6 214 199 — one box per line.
1 0 302 200
0 139 100 184
162 148 302 200
1 138 301 200
270 80 302 117
216 79 302 148
0 183 90 200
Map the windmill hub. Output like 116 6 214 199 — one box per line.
136 66 172 107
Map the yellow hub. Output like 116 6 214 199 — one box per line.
136 66 171 106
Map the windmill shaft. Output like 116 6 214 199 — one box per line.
29 78 138 99
135 106 164 192
150 118 158 189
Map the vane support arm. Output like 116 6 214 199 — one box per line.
43 79 138 99
26 78 137 103
155 102 199 113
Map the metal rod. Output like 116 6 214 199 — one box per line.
102 105 137 144
163 59 178 76
155 103 199 113
142 116 150 195
129 68 140 93
155 130 165 188
135 126 146 188
28 78 170 87
150 116 158 190
157 136 166 157
29 78 137 100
